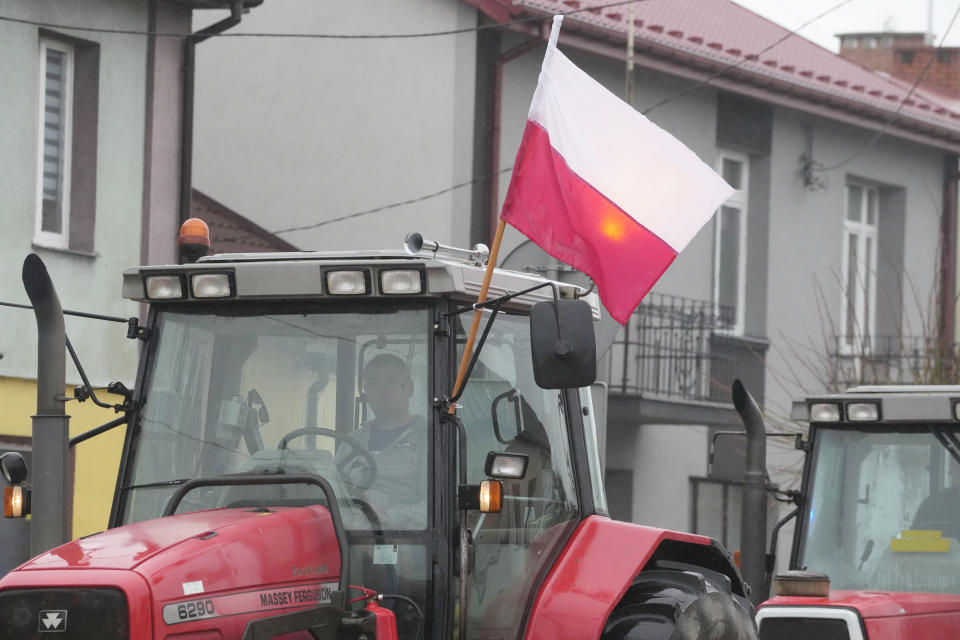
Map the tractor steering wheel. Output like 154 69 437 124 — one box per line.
278 427 377 490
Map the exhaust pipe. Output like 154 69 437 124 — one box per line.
732 379 768 607
22 254 71 555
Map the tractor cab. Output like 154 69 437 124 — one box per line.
1 230 757 640
757 386 960 638
94 240 603 639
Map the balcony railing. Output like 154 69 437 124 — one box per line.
829 335 960 386
606 293 736 401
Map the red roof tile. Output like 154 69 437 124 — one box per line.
191 189 298 254
466 0 960 142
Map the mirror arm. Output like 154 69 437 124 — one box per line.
448 304 501 405
68 414 129 449
443 282 555 318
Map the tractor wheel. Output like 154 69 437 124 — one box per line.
601 568 757 640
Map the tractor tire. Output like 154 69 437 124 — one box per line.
601 567 757 640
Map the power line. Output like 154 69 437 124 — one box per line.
271 166 514 235
0 0 645 40
269 0 859 235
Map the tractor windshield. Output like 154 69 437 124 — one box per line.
798 425 960 594
119 302 431 532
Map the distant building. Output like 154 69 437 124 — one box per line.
838 31 960 97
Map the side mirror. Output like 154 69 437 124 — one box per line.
529 299 596 389
0 451 27 485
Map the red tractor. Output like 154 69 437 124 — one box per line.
0 227 757 639
749 386 960 638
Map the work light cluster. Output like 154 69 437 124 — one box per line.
143 268 424 300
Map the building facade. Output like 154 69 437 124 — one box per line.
0 0 204 572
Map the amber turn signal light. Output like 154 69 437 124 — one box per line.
3 485 30 518
479 480 502 513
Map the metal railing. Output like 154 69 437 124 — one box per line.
606 293 735 400
829 334 960 387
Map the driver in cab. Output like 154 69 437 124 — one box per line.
341 353 427 530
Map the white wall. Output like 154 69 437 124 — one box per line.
192 0 478 253
0 0 146 387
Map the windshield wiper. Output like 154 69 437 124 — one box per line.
931 426 960 466
120 478 192 491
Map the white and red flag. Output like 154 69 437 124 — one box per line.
500 16 734 324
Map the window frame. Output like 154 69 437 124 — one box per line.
840 182 879 356
712 150 749 335
34 37 75 250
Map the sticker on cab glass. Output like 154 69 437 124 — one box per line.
373 544 399 565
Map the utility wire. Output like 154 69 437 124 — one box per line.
272 167 514 235
815 0 960 172
269 0 858 235
0 0 645 40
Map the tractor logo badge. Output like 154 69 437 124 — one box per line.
38 610 67 632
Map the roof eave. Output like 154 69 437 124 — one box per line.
513 14 960 152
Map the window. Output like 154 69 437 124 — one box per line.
33 34 99 253
898 50 916 64
713 152 748 333
841 183 879 354
35 38 74 249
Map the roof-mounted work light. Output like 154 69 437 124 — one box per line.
847 402 879 421
326 270 368 295
380 269 423 295
809 403 841 422
145 275 185 300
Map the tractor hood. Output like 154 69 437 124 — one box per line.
762 590 960 618
11 506 342 600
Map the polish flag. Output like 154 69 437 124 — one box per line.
500 16 734 324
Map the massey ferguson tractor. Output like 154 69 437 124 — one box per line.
746 386 960 638
0 224 757 639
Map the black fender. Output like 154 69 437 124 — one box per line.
602 540 758 640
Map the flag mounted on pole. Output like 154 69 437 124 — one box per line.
500 16 734 324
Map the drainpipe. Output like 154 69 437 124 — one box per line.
179 0 244 228
939 156 959 372
488 35 544 243
732 379 768 607
22 255 70 556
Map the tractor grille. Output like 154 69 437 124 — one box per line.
0 588 128 639
758 617 851 640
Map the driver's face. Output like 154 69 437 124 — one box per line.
363 361 412 423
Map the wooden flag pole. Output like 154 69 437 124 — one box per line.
448 218 507 414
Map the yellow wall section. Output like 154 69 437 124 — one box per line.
1 376 126 539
